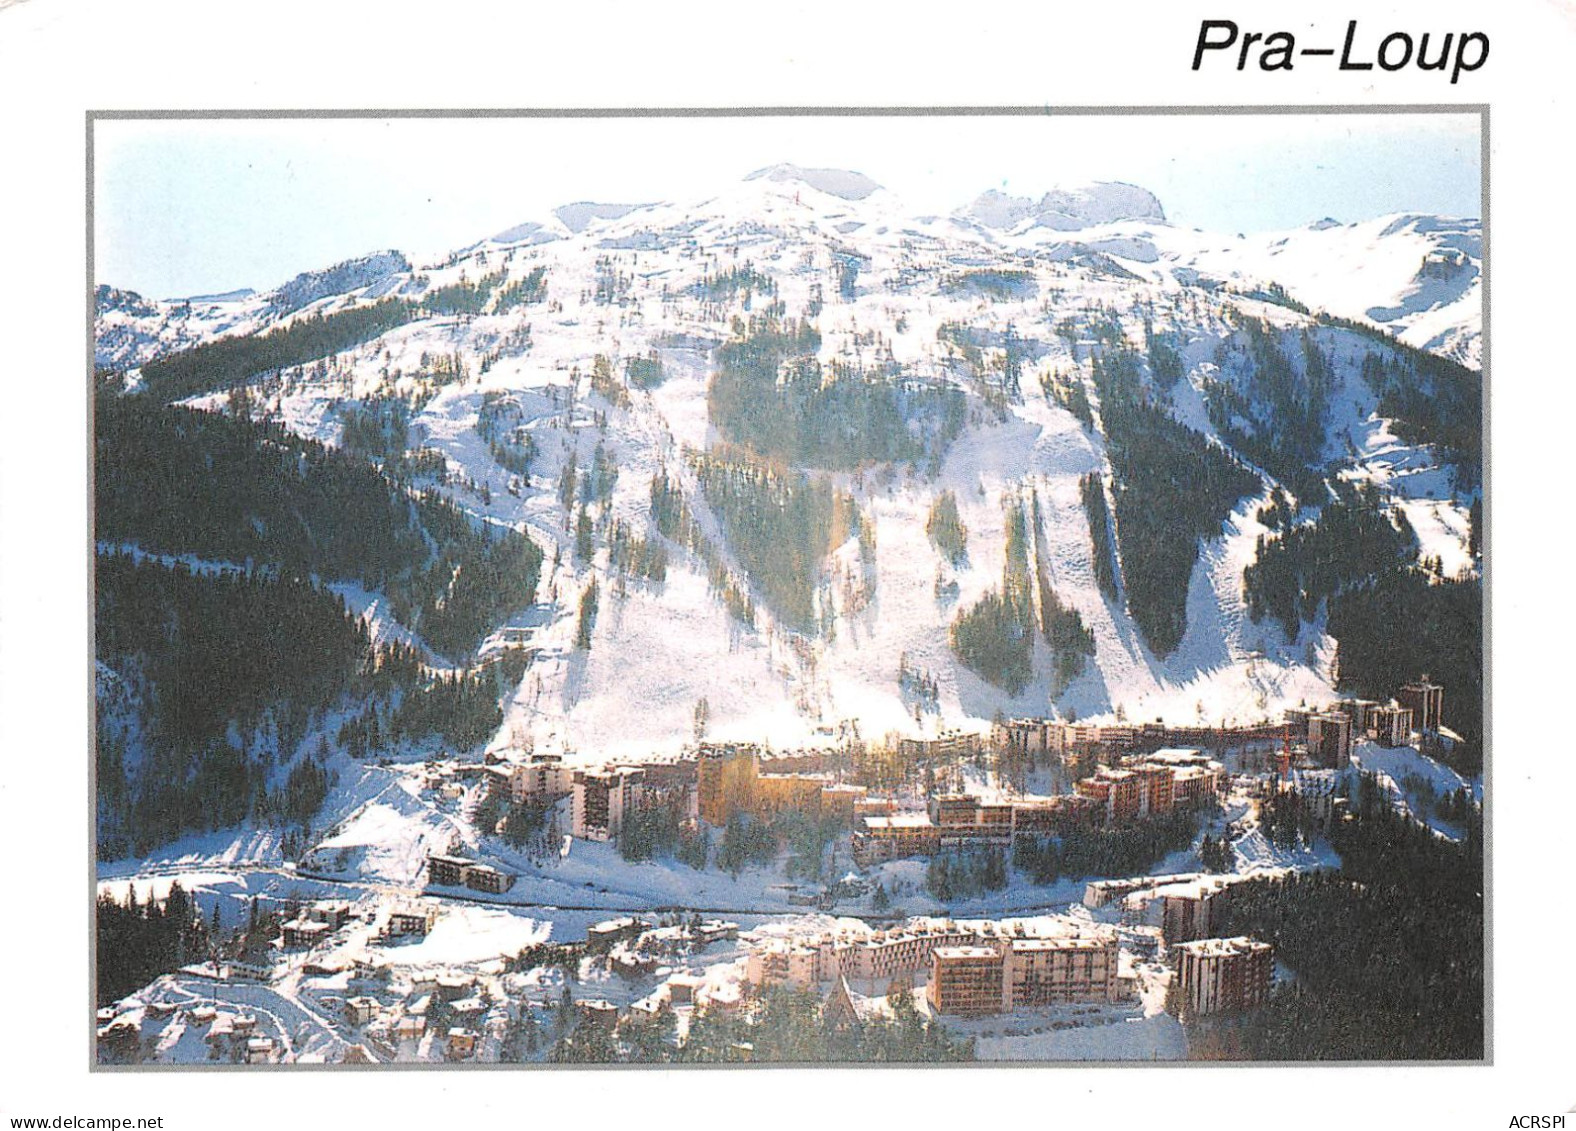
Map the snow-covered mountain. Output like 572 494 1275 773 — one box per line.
959 183 1168 232
95 166 1482 767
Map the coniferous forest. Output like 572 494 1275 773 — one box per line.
708 314 965 471
1092 347 1259 656
96 390 543 660
137 299 419 401
1191 774 1483 1061
693 446 865 632
1242 482 1418 636
1241 476 1482 752
95 552 368 854
94 373 542 856
97 391 428 583
96 883 210 1007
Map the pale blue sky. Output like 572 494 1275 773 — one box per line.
94 113 1482 299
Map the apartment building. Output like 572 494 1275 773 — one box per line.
851 812 943 866
1172 936 1274 1017
927 947 1006 1016
508 753 573 804
1370 703 1415 748
425 852 516 893
927 934 1122 1015
426 853 474 888
1159 878 1232 943
572 766 645 841
1004 936 1121 1007
697 743 764 826
385 907 433 938
1399 678 1445 735
1076 765 1174 821
894 729 984 763
1307 711 1354 768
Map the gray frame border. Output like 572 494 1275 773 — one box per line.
87 102 1491 1072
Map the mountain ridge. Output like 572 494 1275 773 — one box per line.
94 163 1481 771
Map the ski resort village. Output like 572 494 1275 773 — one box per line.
92 159 1483 1064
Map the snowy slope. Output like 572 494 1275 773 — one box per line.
97 165 1478 769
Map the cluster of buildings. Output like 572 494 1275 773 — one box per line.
996 676 1445 770
1074 748 1227 822
96 1000 279 1065
1283 677 1446 768
485 742 872 845
426 852 517 894
851 748 1226 866
747 921 997 991
995 718 1284 762
852 793 1091 866
486 751 654 842
697 743 875 827
1088 875 1276 1020
888 729 985 763
276 900 367 950
924 924 1273 1021
744 918 1127 1015
570 765 650 841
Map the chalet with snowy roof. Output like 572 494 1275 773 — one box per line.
665 973 703 1006
586 916 646 949
245 1036 276 1064
344 996 381 1026
699 983 741 1013
694 919 740 944
280 918 331 949
96 1011 143 1060
627 989 670 1024
444 1028 478 1060
351 956 390 983
310 900 352 929
435 973 476 1002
